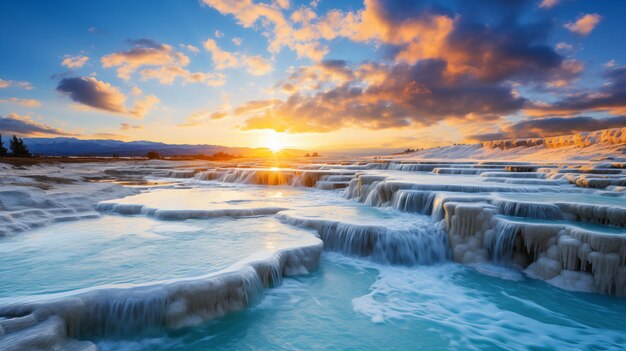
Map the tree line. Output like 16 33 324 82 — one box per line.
0 134 31 157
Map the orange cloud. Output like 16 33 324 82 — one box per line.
203 38 272 75
139 65 225 86
466 115 626 142
102 40 189 80
243 55 272 75
103 39 225 85
539 0 559 9
0 98 42 108
202 0 329 61
565 14 602 36
178 110 230 127
238 60 523 133
61 55 89 69
526 64 626 117
203 38 239 69
0 79 32 90
120 122 143 130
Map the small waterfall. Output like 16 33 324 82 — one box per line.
491 199 564 220
480 172 546 179
277 214 449 266
0 243 322 340
485 221 522 266
391 190 437 215
193 168 356 189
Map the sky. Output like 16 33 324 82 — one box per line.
0 0 625 151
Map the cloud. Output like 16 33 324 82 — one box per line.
178 110 229 127
555 42 573 52
243 55 272 75
361 1 567 83
539 0 559 9
276 59 355 94
232 37 243 46
127 95 159 119
131 86 143 96
202 0 574 85
291 6 317 23
526 65 626 116
466 115 626 141
61 55 89 69
0 98 42 108
215 30 224 38
120 122 143 130
0 113 75 136
56 76 158 118
238 59 523 133
203 38 239 69
102 39 189 80
0 79 32 90
57 77 126 113
232 99 282 115
565 14 602 36
139 65 225 86
203 38 272 75
276 0 290 10
180 44 200 54
202 0 330 61
102 39 224 85
87 26 106 34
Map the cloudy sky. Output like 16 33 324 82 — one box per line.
0 0 625 150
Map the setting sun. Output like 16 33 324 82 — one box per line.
267 140 285 153
1 1 625 349
260 131 289 153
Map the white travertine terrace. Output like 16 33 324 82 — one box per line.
1 127 625 348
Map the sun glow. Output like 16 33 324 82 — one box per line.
261 131 288 153
267 139 285 152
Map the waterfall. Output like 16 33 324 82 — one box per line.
484 221 522 266
391 190 437 215
276 213 449 266
491 199 564 220
0 243 322 341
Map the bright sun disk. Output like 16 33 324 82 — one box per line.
267 140 285 152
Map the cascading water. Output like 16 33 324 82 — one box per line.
2 158 626 350
484 220 522 266
276 213 449 266
390 190 437 215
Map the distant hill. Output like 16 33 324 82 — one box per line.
22 137 259 157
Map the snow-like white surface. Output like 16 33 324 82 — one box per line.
1 152 626 349
0 160 205 236
391 127 626 162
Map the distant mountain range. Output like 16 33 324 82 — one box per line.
19 137 401 158
22 137 260 157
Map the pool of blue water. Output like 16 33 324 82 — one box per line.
0 215 319 300
96 253 626 351
4 174 626 350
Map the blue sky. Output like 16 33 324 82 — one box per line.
1 0 625 150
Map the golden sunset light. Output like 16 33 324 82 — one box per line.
1 1 625 350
